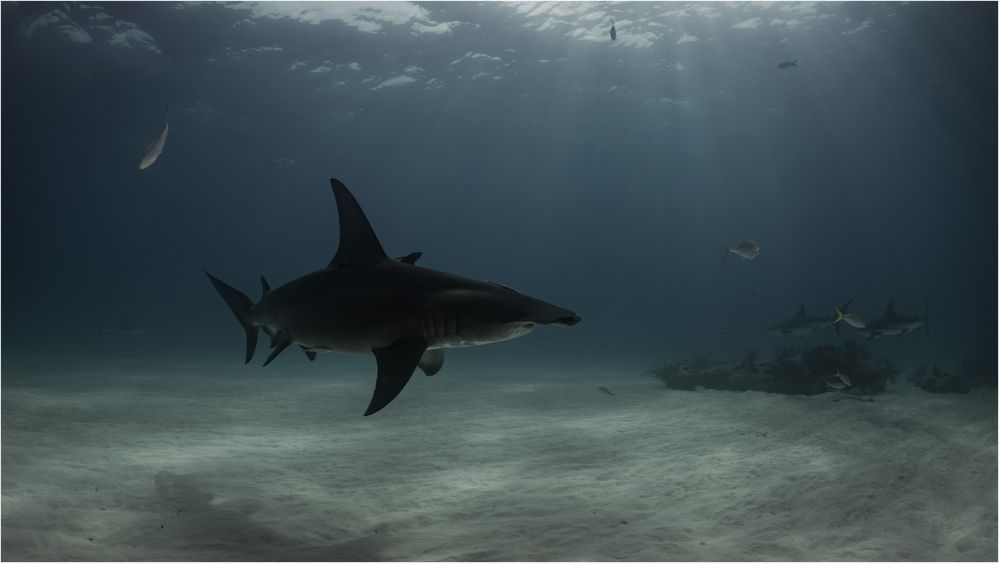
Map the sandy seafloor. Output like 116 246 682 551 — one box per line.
2 360 996 562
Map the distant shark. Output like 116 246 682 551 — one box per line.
858 301 929 339
765 299 852 337
207 178 580 415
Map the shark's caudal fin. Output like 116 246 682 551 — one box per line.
206 272 258 364
791 59 797 66
328 178 388 268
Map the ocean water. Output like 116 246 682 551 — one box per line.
2 2 996 561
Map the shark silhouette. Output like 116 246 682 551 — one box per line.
858 301 929 339
765 299 852 337
207 178 580 415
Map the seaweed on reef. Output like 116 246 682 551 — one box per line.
740 347 759 372
688 354 710 371
772 344 800 362
921 365 970 394
650 340 902 396
648 362 701 390
907 363 929 385
955 347 998 388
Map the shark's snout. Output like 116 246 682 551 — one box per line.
554 314 582 327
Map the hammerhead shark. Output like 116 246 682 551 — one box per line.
207 178 581 415
765 299 853 337
858 301 929 339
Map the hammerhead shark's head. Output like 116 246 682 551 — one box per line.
765 299 852 337
858 301 929 339
207 178 580 415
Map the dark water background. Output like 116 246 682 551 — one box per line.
3 2 996 377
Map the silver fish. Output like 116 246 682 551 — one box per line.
834 306 867 329
723 240 760 263
139 106 169 170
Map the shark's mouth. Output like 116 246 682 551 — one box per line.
552 314 582 327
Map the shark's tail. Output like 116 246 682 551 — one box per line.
833 297 853 335
206 272 258 364
791 59 797 66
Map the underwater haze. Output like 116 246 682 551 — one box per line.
2 2 997 561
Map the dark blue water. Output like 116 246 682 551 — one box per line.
3 2 995 372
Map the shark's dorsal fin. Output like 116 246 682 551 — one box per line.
885 301 895 316
796 304 807 317
260 276 271 298
328 178 388 268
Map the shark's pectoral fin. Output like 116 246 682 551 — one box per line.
263 332 291 366
418 349 445 376
300 346 317 362
366 339 427 416
262 326 277 348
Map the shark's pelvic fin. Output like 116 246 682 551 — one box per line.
263 332 291 366
418 349 445 376
262 325 277 348
206 272 258 364
365 339 427 416
301 346 317 362
328 178 388 268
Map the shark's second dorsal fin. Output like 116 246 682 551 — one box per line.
328 178 388 268
796 304 807 317
885 301 895 316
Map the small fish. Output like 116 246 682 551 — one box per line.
94 318 146 336
139 106 170 170
598 386 616 398
723 240 760 263
765 299 850 337
610 18 617 41
825 380 847 391
833 370 852 387
834 306 867 329
778 59 797 69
